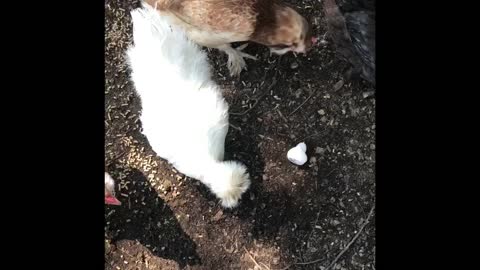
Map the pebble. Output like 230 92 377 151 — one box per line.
315 147 325 155
334 80 344 91
212 210 224 222
163 179 172 191
287 142 308 166
363 91 375 98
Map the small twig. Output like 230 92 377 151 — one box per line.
231 60 280 116
324 204 376 270
260 262 272 270
230 94 267 116
288 91 316 117
294 257 326 265
244 247 268 270
298 130 326 142
229 123 241 131
289 204 375 269
275 256 326 270
230 78 277 116
306 211 322 245
325 168 338 178
275 265 291 270
277 109 288 123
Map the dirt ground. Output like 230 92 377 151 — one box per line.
105 0 376 269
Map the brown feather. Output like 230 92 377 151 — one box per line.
143 0 312 76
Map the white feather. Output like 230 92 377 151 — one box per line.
127 5 251 208
105 172 115 193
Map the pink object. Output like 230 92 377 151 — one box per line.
105 195 121 205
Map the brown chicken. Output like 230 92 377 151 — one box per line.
144 0 315 76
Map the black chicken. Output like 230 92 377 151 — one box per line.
323 0 375 86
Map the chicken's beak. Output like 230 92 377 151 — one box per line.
105 195 121 205
296 47 308 54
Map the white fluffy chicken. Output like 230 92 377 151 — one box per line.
105 172 121 205
127 5 251 208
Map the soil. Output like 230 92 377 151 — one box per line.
105 0 376 269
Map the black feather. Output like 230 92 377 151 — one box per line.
323 0 376 86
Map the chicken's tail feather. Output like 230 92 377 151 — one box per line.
202 161 251 208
